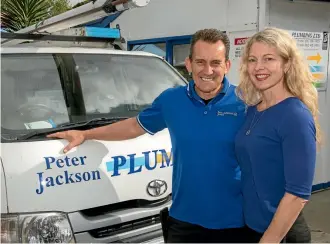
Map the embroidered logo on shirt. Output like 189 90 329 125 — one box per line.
217 111 238 117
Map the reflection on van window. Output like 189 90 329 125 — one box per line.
1 54 69 132
73 54 178 113
1 53 186 137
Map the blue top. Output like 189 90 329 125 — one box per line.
137 77 246 229
235 97 316 233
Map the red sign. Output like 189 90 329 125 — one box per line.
234 37 249 45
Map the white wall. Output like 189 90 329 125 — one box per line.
112 0 259 41
268 0 330 32
268 0 330 186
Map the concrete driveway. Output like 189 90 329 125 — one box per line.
304 189 330 243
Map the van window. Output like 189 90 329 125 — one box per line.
1 53 186 140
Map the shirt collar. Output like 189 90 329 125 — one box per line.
186 76 231 102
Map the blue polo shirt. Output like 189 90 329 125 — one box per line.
137 78 246 229
235 97 316 233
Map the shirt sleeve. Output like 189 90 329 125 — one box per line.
279 106 316 200
136 93 167 135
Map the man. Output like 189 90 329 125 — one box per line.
48 29 246 243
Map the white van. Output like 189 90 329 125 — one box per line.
0 46 186 243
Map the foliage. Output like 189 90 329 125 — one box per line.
1 0 72 32
47 0 72 17
1 0 50 31
72 0 91 9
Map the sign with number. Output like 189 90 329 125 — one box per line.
289 30 329 91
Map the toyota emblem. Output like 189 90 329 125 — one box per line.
146 180 167 197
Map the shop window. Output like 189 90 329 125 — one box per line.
173 44 191 81
131 43 166 59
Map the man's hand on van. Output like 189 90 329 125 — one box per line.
47 130 85 153
47 118 146 153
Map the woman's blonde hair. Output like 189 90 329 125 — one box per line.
236 27 322 145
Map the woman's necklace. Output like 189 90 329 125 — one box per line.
245 109 265 136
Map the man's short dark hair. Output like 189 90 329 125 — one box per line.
189 29 230 61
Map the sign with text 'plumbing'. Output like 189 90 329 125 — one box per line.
289 30 329 91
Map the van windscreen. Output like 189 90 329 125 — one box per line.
1 53 186 141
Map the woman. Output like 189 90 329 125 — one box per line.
235 27 322 243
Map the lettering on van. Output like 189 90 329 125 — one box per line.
106 149 172 177
36 156 101 195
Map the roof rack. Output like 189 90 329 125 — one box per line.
1 25 121 41
1 0 149 46
0 26 124 49
1 31 115 43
